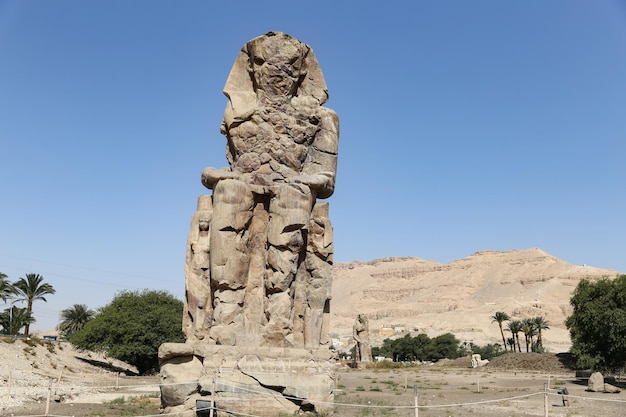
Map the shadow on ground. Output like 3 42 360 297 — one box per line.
76 356 138 375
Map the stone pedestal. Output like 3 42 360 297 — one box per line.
160 343 335 416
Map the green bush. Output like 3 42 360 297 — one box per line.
566 275 626 372
470 343 505 360
70 290 184 374
371 332 462 363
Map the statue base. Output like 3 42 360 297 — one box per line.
159 343 335 416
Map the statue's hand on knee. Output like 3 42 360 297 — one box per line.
201 167 240 190
286 172 335 198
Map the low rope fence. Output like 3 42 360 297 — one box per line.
3 372 626 417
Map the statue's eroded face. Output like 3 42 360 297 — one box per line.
249 36 305 98
198 219 210 231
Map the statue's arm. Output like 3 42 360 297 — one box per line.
201 167 239 190
290 108 339 199
201 117 243 190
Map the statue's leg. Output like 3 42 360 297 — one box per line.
266 184 313 346
303 255 332 348
241 198 270 343
303 203 333 348
209 179 254 345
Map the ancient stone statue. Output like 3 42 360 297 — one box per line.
181 195 212 340
470 353 489 368
353 314 372 364
183 30 338 348
160 32 338 416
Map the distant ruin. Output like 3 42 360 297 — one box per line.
353 314 372 366
159 32 338 416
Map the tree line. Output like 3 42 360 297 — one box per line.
366 312 551 364
2 272 183 374
0 272 56 336
0 271 100 340
4 270 626 374
372 274 626 373
372 332 464 362
491 312 550 353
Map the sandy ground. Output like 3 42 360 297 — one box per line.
334 365 625 417
1 337 623 417
6 366 626 417
3 343 625 417
0 337 157 415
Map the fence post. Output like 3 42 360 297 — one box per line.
45 378 52 417
413 384 418 417
543 384 548 417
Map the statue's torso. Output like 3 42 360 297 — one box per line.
227 101 322 185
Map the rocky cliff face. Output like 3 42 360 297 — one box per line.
330 248 621 351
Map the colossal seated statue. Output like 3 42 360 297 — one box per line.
183 31 339 349
162 32 339 417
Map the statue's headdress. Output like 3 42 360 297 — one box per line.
222 32 329 126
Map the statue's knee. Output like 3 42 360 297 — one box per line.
273 184 313 209
213 179 250 205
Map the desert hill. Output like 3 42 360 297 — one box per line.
330 248 621 352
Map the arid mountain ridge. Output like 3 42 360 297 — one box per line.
330 248 622 352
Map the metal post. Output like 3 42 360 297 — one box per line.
544 383 548 417
413 384 418 417
209 371 216 417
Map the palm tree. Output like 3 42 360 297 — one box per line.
521 318 536 352
506 337 516 352
507 320 523 352
491 311 511 351
532 316 550 348
0 273 17 302
13 273 56 336
58 304 95 339
0 306 34 336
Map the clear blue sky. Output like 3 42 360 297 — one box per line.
1 1 625 331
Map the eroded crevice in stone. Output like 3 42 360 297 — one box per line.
239 369 315 413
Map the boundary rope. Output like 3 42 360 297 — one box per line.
4 374 626 417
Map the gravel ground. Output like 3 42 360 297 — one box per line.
0 337 142 413
335 359 625 417
3 340 625 417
